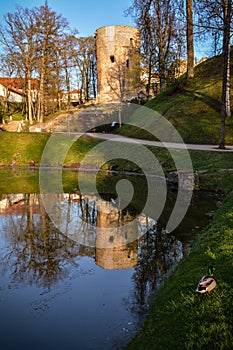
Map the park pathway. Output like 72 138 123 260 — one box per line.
85 133 233 152
2 112 233 152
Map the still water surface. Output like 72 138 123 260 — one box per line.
0 170 222 349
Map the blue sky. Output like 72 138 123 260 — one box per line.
0 0 211 59
0 0 135 37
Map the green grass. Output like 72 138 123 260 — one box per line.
126 191 233 350
0 102 24 121
118 51 233 145
198 171 233 192
0 133 233 192
0 167 40 193
0 132 50 166
0 52 233 349
0 132 103 167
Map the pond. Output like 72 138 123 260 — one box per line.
0 168 223 350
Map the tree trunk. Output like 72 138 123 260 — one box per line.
39 70 45 123
219 0 231 149
91 60 97 99
85 67 90 101
146 54 152 100
3 87 9 113
186 0 194 79
37 50 46 123
27 73 33 125
65 66 71 109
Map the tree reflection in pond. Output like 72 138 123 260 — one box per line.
1 193 154 283
128 227 183 319
0 190 221 349
1 194 95 290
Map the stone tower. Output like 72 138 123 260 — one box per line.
95 25 140 103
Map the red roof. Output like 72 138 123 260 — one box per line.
0 77 39 91
70 89 81 94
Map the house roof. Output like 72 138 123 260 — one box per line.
0 77 39 91
70 89 81 94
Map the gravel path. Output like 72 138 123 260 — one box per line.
2 118 233 152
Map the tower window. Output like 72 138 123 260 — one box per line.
110 55 115 63
126 59 129 68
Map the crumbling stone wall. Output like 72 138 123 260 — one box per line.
95 25 141 103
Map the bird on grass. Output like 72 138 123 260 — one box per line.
196 265 216 295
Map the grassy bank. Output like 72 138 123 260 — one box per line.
1 132 233 171
118 51 233 145
1 132 233 192
0 132 50 166
126 190 233 350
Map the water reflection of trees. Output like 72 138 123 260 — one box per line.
128 225 183 318
1 194 94 289
41 193 98 247
1 193 187 296
0 191 214 310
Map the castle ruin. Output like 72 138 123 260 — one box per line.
95 25 141 103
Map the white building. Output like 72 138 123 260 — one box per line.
0 77 38 103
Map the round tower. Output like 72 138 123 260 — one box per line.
95 25 140 103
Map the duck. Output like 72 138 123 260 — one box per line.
196 265 216 294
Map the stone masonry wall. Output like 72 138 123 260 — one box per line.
95 25 140 103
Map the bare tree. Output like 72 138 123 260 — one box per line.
219 0 232 148
195 0 232 148
0 6 40 124
34 1 73 122
59 35 73 110
127 0 185 96
0 54 18 113
73 36 97 102
0 2 80 122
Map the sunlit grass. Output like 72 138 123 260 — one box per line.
126 191 233 350
0 132 233 193
119 52 233 145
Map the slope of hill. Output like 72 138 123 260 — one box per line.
119 50 233 145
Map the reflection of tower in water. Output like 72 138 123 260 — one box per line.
95 199 138 270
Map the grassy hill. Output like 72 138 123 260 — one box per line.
119 50 233 145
